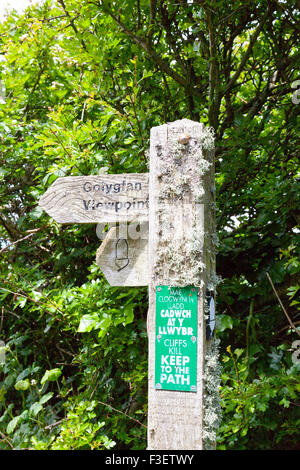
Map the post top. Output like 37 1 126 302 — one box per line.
166 118 203 127
151 118 205 135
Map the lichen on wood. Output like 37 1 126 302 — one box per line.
148 119 220 450
203 338 222 450
152 123 215 288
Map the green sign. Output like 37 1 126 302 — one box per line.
155 286 198 392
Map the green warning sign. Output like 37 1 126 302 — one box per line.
155 286 198 392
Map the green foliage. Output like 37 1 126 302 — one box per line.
0 331 62 448
218 346 300 450
0 0 299 450
32 399 116 450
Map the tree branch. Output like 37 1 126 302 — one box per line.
205 6 221 129
98 399 147 429
0 211 21 240
57 0 88 51
99 1 189 90
0 228 42 254
266 272 300 338
0 431 14 450
225 5 272 94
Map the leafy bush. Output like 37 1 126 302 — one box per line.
218 345 300 450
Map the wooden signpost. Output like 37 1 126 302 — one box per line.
39 119 217 450
96 223 148 286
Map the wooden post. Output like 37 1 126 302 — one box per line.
147 119 217 450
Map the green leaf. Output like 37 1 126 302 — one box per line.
279 398 290 408
124 305 134 325
29 206 43 220
39 392 53 404
30 402 43 416
41 368 62 385
78 313 99 333
14 379 30 391
16 367 31 382
7 416 21 434
217 314 233 332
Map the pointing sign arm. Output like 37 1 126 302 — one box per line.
39 174 149 224
96 223 148 286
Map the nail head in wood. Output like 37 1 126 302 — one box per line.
178 134 191 145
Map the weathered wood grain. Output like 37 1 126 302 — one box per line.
39 174 149 224
147 119 216 450
96 223 149 286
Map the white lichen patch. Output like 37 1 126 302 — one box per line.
159 172 190 200
193 185 205 202
157 127 214 202
154 235 206 287
203 338 222 450
153 125 215 287
198 126 215 151
207 272 222 292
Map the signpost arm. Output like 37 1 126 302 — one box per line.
147 119 218 450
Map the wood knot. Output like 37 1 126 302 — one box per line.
178 134 191 145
